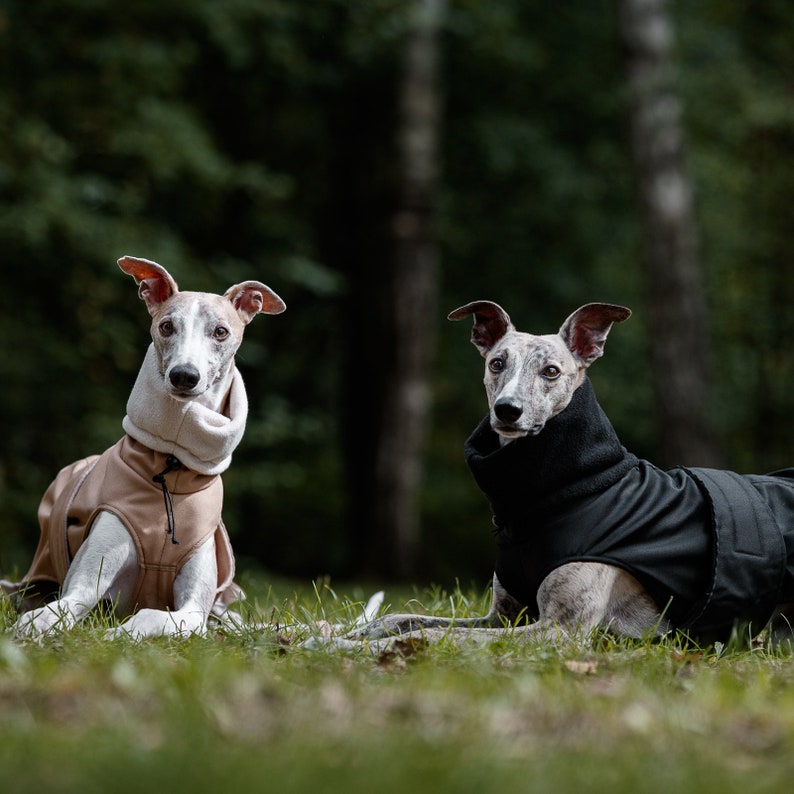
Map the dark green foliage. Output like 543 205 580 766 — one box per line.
1 1 793 582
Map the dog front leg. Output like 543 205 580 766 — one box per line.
107 537 217 640
483 573 529 624
347 573 527 641
13 512 138 638
364 563 665 648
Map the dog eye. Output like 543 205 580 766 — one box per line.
159 320 175 337
488 357 505 373
542 365 561 379
214 326 229 340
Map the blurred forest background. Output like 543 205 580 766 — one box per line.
1 0 793 589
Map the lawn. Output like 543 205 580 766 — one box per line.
2 572 794 793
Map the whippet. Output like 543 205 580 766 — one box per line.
2 256 285 639
346 301 794 647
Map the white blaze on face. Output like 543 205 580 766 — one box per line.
152 292 245 402
484 332 581 439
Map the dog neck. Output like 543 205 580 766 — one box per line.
122 344 248 476
465 378 638 518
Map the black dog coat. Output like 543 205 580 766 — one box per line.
465 378 794 641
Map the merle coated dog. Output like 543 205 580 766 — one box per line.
345 301 794 647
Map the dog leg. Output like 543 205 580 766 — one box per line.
532 562 668 638
13 512 138 638
345 574 527 641
408 563 667 645
106 537 218 640
335 564 666 652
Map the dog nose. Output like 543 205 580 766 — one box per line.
494 400 523 423
169 365 201 391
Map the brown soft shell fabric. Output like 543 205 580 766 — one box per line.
23 435 237 611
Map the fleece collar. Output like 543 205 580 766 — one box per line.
122 344 248 476
464 378 638 519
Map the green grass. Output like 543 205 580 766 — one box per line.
3 574 794 793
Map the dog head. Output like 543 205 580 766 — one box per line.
449 301 630 441
118 256 286 403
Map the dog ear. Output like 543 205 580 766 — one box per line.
558 303 631 367
224 281 286 324
118 256 179 315
448 301 514 356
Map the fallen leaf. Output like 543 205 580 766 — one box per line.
564 659 598 675
392 637 428 657
671 649 702 664
377 636 428 669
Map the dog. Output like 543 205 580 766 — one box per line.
2 256 285 639
344 301 794 648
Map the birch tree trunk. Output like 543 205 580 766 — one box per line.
618 0 723 467
369 0 446 576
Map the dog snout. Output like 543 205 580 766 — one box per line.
169 364 201 392
494 399 523 424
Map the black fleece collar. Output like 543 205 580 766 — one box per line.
464 378 638 519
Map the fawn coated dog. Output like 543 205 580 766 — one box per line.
3 257 285 639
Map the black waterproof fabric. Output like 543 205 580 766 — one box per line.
464 378 794 641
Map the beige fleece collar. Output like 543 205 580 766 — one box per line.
122 344 248 475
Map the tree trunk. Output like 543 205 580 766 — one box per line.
369 0 446 576
618 0 723 468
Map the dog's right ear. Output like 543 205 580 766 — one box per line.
118 256 179 315
448 301 514 356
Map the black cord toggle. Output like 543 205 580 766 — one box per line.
153 455 183 544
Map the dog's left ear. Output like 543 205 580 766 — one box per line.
224 282 286 324
118 256 179 315
559 303 631 367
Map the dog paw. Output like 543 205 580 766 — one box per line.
107 608 206 640
13 603 76 638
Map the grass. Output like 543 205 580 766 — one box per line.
3 573 794 793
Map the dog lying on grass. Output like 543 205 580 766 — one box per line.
336 301 794 649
